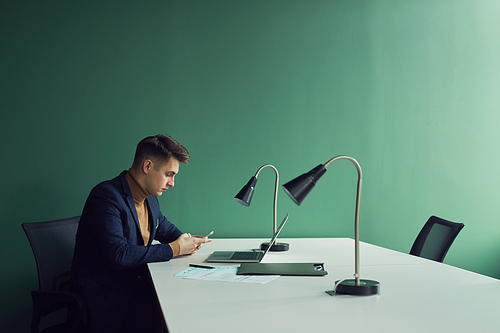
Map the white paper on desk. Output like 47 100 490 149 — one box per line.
184 269 279 284
175 266 238 277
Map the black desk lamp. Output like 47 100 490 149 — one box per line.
235 164 289 251
282 155 379 295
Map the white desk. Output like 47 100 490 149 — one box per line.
148 238 500 333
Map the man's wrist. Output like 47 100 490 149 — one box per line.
169 241 180 257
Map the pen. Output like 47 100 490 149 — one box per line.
189 264 216 269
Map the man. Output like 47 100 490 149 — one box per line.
71 134 211 333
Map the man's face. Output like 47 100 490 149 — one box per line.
144 157 180 196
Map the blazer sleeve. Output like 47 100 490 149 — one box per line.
85 183 181 270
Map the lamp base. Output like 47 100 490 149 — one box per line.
326 279 380 296
260 242 289 252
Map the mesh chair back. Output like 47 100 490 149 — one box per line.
410 215 464 263
22 216 80 291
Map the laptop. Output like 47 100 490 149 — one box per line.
205 213 289 263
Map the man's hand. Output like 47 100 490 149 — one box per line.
174 233 212 256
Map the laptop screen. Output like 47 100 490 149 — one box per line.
262 213 289 256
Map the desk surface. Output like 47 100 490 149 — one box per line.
148 238 500 333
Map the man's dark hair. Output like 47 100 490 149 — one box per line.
132 134 190 168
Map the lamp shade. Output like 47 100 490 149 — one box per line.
282 165 327 206
234 176 258 207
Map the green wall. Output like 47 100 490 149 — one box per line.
2 1 500 331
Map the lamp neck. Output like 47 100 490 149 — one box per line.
255 164 279 235
324 155 362 179
324 155 362 285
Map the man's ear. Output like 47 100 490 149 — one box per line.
142 159 154 174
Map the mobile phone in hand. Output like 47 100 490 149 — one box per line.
201 231 214 238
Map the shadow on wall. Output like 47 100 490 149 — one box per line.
0 274 35 333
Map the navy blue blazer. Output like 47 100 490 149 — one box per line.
71 171 183 330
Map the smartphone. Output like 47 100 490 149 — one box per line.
201 231 214 238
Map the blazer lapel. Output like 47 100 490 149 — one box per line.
119 172 141 231
146 197 159 243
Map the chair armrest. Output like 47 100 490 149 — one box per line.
31 290 84 333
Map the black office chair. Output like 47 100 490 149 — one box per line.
22 216 84 333
409 215 465 263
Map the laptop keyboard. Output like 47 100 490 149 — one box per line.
229 251 262 260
